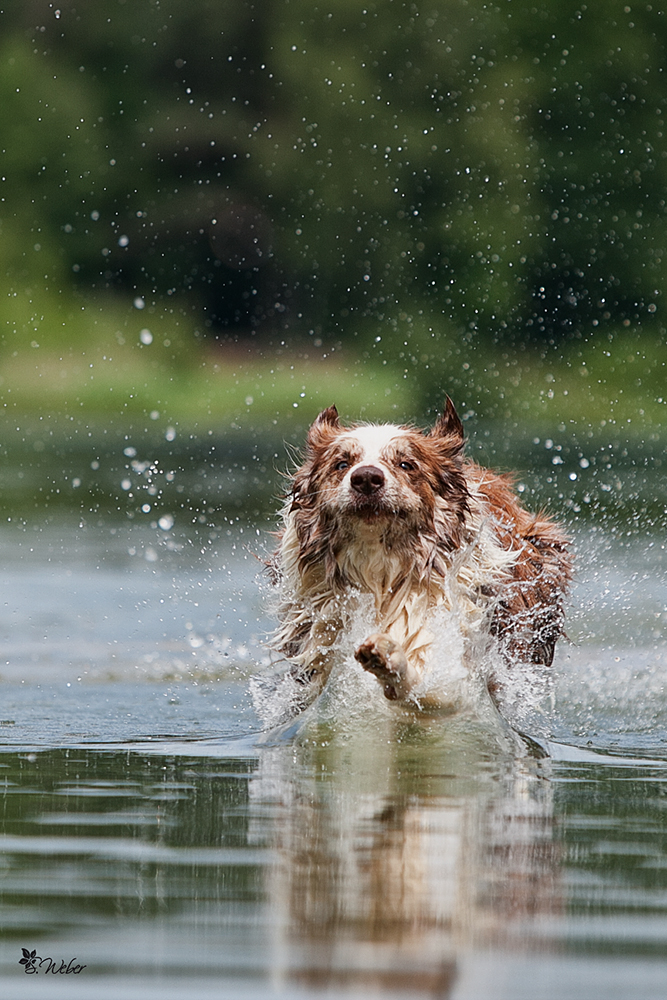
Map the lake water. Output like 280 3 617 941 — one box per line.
1 425 667 999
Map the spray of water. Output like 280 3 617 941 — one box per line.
250 591 535 752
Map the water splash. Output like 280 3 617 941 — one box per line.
251 595 523 749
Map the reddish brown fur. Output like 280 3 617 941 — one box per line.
471 468 572 666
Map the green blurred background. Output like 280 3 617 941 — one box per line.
1 0 666 523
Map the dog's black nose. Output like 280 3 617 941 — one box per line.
350 465 385 495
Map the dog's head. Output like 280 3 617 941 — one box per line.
289 398 469 556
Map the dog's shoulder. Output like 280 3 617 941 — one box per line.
464 461 570 555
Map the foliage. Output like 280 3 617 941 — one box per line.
1 0 667 374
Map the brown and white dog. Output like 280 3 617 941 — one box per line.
267 398 572 712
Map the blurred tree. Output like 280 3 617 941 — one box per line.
2 0 667 346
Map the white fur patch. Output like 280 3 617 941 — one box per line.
336 423 408 467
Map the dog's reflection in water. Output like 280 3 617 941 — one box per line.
249 715 560 998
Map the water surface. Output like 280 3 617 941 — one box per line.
0 433 666 999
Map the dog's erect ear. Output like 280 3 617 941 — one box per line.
314 405 340 428
430 396 465 451
306 404 340 448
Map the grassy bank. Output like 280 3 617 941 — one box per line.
0 292 665 535
1 290 666 442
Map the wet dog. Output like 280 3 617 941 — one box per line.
267 399 571 711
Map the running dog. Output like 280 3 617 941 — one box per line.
268 398 572 710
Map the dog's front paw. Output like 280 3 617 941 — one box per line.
354 632 417 701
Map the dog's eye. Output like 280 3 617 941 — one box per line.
335 460 349 471
399 461 415 472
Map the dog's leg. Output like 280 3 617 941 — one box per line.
354 633 420 701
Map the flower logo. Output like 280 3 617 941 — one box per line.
19 948 39 974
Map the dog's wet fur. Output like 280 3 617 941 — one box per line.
267 398 572 710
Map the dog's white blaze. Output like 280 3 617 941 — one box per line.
338 423 408 469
